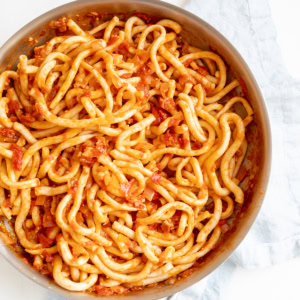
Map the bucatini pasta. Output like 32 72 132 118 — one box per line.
0 12 253 296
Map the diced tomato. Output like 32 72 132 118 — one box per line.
147 198 161 214
19 113 36 123
152 191 160 201
42 250 54 263
152 107 169 125
38 233 54 248
116 41 131 60
178 137 189 149
135 49 150 64
134 62 153 77
136 81 150 101
161 220 172 234
191 141 202 150
133 200 145 210
7 100 20 114
150 172 161 184
107 35 119 46
120 179 135 199
161 132 178 147
0 128 18 143
159 97 176 114
71 244 83 258
182 59 193 67
144 187 157 201
131 50 151 75
0 128 16 138
93 136 108 154
9 143 23 171
204 85 214 94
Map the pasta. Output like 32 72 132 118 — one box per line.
0 12 253 296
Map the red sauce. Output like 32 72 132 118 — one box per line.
159 83 169 98
68 179 79 196
182 59 193 67
95 285 128 296
42 211 56 228
120 179 136 199
0 128 18 143
9 143 23 171
150 173 161 184
42 250 54 263
136 81 150 102
7 100 20 114
159 97 176 114
107 35 119 46
168 118 181 127
152 107 169 125
19 113 36 123
178 137 189 149
133 11 152 24
239 77 248 98
38 233 54 248
197 66 209 76
161 131 178 147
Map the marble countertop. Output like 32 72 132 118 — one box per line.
0 0 299 299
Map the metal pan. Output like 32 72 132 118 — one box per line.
0 0 272 299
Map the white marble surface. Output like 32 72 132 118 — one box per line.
0 0 300 299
